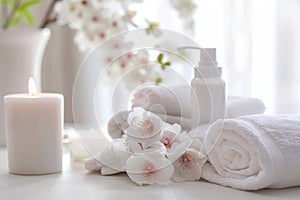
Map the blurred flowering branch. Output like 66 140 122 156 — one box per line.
0 0 44 29
48 0 197 88
40 0 58 28
169 0 197 30
0 0 197 88
51 0 197 52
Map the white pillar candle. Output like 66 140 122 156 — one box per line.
4 77 64 175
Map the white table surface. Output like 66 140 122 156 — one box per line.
1 148 300 200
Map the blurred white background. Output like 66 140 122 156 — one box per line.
31 0 300 122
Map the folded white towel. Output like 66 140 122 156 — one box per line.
190 115 300 190
226 95 266 119
107 111 129 139
131 85 266 119
132 85 191 118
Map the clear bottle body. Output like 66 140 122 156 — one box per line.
191 77 225 128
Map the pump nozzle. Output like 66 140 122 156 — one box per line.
177 46 221 78
177 46 217 66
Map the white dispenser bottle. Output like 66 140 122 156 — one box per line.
178 47 225 128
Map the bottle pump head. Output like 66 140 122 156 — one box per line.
177 46 222 78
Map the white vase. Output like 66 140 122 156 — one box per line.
0 28 51 147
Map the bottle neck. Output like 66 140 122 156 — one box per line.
194 66 222 78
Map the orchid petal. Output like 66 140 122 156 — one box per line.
172 149 205 182
127 107 163 138
101 166 121 175
126 152 173 185
84 157 103 172
167 132 192 162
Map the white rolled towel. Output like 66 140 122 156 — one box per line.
131 85 266 119
191 115 300 190
132 85 191 118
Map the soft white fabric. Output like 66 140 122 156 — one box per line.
108 85 266 139
190 115 300 190
107 111 129 139
226 95 266 119
131 85 266 119
132 85 191 118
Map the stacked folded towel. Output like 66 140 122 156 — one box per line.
131 85 191 118
190 115 300 190
108 85 266 139
131 85 266 119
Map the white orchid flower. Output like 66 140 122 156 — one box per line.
84 137 131 175
172 149 207 182
163 125 192 163
126 107 163 150
126 152 174 185
127 140 167 155
84 157 103 172
160 123 182 150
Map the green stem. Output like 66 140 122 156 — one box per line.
3 0 21 29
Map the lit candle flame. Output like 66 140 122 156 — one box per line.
28 77 37 96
